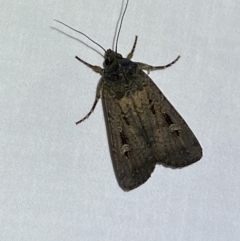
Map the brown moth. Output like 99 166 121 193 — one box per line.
55 0 202 191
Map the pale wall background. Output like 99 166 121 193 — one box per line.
1 0 240 240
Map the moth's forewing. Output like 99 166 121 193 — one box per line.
140 71 202 168
102 85 157 191
102 61 202 191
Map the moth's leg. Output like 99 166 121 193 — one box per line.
76 80 103 125
126 36 138 59
75 56 103 75
137 55 180 74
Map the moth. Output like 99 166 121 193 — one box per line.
55 0 202 191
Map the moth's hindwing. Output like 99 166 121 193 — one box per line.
102 66 202 191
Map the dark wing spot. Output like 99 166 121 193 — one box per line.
163 113 180 136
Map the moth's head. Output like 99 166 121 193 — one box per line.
104 49 123 68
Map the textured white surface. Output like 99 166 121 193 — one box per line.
1 0 240 240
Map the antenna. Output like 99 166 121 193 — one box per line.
53 19 106 52
115 0 129 52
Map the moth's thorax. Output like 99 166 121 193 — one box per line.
102 49 143 99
